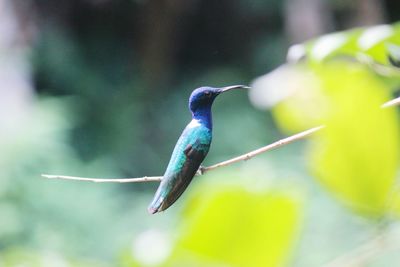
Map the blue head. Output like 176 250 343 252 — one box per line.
188 85 250 128
189 85 249 114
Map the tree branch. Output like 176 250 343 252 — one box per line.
41 125 325 183
200 125 324 174
41 174 162 183
382 96 400 108
41 95 400 183
322 226 400 267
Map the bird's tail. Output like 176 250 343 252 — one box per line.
148 172 196 214
147 187 165 214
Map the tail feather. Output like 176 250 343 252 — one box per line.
148 189 165 214
148 171 196 214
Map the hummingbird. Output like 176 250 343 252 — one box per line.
148 85 250 214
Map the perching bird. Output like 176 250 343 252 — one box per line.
148 85 250 214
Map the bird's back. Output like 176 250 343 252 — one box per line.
148 120 212 213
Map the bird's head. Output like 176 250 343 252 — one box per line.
189 85 250 113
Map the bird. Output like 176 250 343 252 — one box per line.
148 85 250 214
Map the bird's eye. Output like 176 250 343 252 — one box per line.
205 91 211 96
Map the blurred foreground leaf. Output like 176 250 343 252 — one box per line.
308 63 400 218
166 178 304 267
288 22 400 68
270 65 325 132
250 21 400 219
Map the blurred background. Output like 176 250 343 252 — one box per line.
2 0 400 266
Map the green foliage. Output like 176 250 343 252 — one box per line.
4 0 400 265
290 22 400 67
269 62 400 218
165 175 304 267
0 97 154 264
309 63 399 218
255 22 400 220
269 65 326 132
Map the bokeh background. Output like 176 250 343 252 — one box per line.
2 0 400 266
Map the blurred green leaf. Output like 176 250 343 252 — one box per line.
308 63 399 218
270 65 327 132
387 43 400 67
166 178 304 267
288 22 400 69
386 185 400 219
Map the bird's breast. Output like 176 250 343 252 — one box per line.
187 119 202 129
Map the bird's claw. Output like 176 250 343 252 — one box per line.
196 166 205 175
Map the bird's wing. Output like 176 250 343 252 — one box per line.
148 126 211 214
184 141 207 160
156 140 207 211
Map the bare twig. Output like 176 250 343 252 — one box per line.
322 233 386 267
41 95 400 183
322 227 400 267
41 174 162 183
382 96 400 108
201 125 324 174
41 125 325 183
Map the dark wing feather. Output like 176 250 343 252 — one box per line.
158 141 207 211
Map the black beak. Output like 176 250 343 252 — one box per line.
218 85 251 93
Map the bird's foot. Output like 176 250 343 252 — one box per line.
196 166 205 175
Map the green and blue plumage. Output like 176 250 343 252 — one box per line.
148 85 249 214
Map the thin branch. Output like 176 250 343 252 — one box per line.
41 174 162 183
322 233 386 267
382 96 400 108
41 95 400 183
200 125 325 174
322 227 400 267
41 125 325 183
